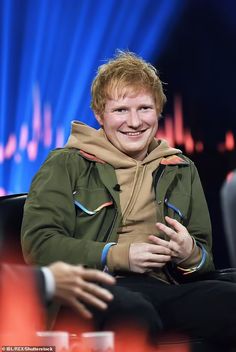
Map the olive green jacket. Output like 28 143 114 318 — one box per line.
21 147 215 276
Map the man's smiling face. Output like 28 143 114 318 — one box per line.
95 88 159 161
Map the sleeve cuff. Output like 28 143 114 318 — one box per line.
176 242 207 275
41 266 56 301
101 242 117 268
107 242 131 272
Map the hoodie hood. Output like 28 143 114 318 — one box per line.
65 120 182 168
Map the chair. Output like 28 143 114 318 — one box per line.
0 193 235 351
221 170 236 267
0 193 27 264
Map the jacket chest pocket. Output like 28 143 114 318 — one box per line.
164 192 191 225
73 187 113 216
73 187 114 240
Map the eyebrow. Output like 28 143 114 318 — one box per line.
112 103 154 109
111 105 128 110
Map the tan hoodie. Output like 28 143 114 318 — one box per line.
66 121 199 281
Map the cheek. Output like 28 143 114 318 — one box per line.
148 118 158 138
148 115 158 130
104 118 123 132
103 122 117 137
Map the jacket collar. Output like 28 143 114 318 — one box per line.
160 155 189 166
79 150 188 166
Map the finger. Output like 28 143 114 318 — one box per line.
147 241 172 256
75 287 110 310
165 216 186 232
148 235 171 249
147 253 171 263
79 267 116 285
75 280 114 307
82 281 114 302
70 298 93 319
155 222 179 242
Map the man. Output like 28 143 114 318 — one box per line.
21 51 236 346
0 261 115 342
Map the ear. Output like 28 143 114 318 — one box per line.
95 113 103 126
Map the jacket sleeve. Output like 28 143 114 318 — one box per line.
21 149 106 269
179 161 215 274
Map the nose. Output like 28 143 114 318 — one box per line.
127 109 142 128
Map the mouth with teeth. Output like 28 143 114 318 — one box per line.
119 130 147 136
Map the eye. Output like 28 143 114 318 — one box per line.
113 107 127 113
139 105 153 111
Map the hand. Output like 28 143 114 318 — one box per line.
151 216 193 262
48 262 116 319
129 242 171 274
